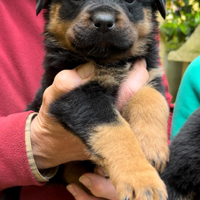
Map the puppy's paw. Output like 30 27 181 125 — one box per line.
141 138 169 172
114 164 167 200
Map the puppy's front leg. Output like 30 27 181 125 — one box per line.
90 115 167 200
122 85 169 172
49 82 167 200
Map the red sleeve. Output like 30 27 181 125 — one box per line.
162 71 174 145
156 32 174 144
0 111 43 189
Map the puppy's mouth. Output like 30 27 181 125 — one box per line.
70 32 133 58
66 7 136 59
71 41 133 58
63 5 137 59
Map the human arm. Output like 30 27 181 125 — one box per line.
0 59 147 192
0 63 95 190
30 63 95 170
0 58 166 200
0 111 45 189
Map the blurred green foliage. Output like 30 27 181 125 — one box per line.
160 0 200 52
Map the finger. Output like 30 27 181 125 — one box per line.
79 173 118 200
94 166 109 178
67 184 106 200
43 62 95 104
116 59 149 111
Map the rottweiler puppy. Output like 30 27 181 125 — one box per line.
161 107 200 200
29 0 169 199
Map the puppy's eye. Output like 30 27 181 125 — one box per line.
125 0 135 3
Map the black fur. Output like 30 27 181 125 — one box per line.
161 107 200 200
50 81 119 144
28 0 167 154
36 0 166 20
2 0 167 199
32 0 168 183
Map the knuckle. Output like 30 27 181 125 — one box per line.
53 71 67 92
42 87 51 105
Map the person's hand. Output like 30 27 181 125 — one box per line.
66 59 149 200
67 166 118 200
31 59 148 199
30 62 95 169
116 59 148 111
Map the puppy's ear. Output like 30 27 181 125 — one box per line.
36 0 49 15
156 0 166 19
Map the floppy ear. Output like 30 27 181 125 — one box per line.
156 0 166 19
36 0 48 15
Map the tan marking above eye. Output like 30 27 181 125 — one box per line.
46 4 154 60
47 4 94 51
47 3 74 50
136 8 153 37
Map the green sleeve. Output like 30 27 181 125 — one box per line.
171 56 200 141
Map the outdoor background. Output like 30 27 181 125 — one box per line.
158 0 200 102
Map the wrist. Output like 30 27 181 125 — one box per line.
30 114 56 170
30 107 90 169
26 113 58 182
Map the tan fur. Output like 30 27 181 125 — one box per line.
45 3 169 199
93 62 132 88
47 5 94 51
148 67 164 88
94 8 154 62
148 67 164 83
137 9 153 37
100 8 154 62
122 85 169 172
90 115 167 200
47 5 154 63
125 8 154 57
47 3 74 50
65 6 93 47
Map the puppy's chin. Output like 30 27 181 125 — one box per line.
72 44 131 58
70 37 133 59
67 27 134 59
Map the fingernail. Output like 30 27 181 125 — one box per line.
76 62 95 80
67 185 77 197
96 167 108 177
79 175 92 187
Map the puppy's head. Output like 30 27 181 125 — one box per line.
36 0 166 62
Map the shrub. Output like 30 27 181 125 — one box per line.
160 0 200 52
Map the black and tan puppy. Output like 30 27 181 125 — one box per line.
161 107 200 200
28 0 169 199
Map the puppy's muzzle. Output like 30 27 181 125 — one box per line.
92 13 115 34
89 5 118 34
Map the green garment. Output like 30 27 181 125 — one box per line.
171 55 200 141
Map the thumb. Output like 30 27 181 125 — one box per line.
43 62 95 104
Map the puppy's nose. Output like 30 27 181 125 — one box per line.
93 13 115 33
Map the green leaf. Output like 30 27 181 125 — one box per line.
195 12 200 25
179 23 191 35
162 0 200 52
